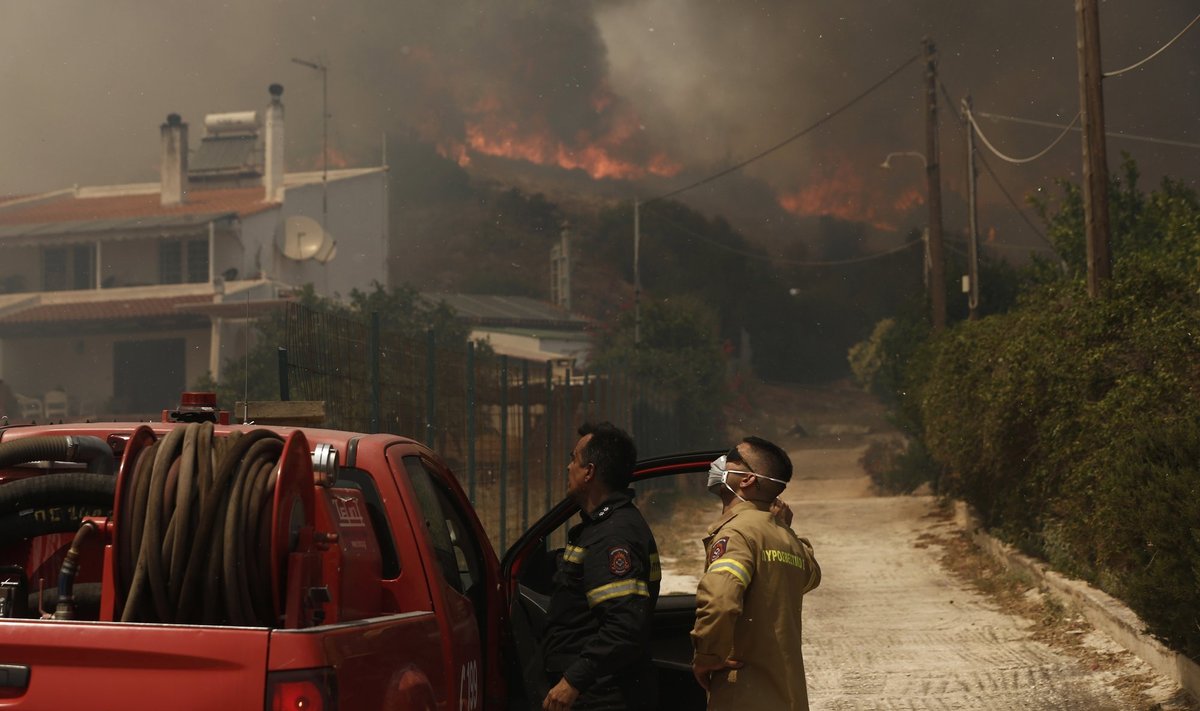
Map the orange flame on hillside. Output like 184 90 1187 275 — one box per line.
778 162 924 230
442 89 680 181
304 145 352 171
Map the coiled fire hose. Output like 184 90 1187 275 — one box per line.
119 423 287 626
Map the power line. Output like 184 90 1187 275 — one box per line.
974 149 1060 256
645 207 922 267
974 111 1200 151
967 107 1080 165
1104 11 1200 78
644 53 921 206
779 237 923 267
937 81 1059 257
945 237 1056 261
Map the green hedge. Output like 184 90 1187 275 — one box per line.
912 166 1200 658
920 271 1200 659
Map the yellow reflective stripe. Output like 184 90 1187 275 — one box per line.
585 579 650 607
649 553 661 582
563 545 587 564
708 559 751 586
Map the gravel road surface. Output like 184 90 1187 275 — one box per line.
658 435 1194 709
789 442 1192 710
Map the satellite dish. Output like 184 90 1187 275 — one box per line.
278 216 327 260
314 237 337 264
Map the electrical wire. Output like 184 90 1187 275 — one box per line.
974 111 1200 151
644 53 921 206
949 236 1055 256
939 81 1066 261
967 107 1080 165
1104 12 1200 78
974 150 1060 257
778 237 923 266
645 207 923 267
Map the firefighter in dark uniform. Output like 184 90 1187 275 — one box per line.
541 422 661 711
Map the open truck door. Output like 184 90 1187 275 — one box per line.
500 451 722 711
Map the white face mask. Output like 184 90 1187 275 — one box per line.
707 455 748 502
708 454 787 501
706 455 727 491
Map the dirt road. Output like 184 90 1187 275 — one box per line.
783 438 1191 710
658 379 1192 708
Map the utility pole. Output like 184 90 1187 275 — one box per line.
291 58 329 240
1074 0 1112 297
633 199 642 346
922 38 947 331
963 95 980 321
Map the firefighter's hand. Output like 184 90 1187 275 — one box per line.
692 657 744 691
543 677 580 711
770 498 793 528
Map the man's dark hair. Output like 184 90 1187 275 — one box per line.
737 435 793 483
578 421 637 491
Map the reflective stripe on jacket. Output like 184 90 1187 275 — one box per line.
542 490 661 693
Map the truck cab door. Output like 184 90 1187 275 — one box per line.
388 446 497 711
501 451 722 711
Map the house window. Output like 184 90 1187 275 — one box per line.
42 244 95 291
43 248 67 291
159 238 209 284
72 244 94 289
186 239 209 283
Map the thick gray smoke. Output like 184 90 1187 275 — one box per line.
2 0 1196 247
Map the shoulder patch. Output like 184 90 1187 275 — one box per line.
608 546 633 576
709 536 729 564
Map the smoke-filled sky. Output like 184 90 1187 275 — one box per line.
2 0 1197 249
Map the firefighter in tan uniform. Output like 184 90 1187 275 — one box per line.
691 437 821 710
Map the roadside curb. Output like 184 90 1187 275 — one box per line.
952 500 1200 703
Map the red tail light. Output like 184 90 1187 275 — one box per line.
267 668 337 711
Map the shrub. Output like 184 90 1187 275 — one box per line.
912 164 1200 656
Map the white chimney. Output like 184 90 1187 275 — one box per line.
264 83 285 202
160 113 188 206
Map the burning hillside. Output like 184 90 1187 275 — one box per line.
436 90 680 181
777 161 925 232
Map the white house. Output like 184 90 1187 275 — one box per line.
0 85 388 419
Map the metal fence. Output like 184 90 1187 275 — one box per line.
280 302 682 549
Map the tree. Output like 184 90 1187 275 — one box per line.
589 295 727 449
195 282 471 410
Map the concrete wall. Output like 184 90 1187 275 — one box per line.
250 171 388 299
954 501 1200 704
1 327 210 417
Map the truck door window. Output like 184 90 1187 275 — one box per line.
403 455 482 596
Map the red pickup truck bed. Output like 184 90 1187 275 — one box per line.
0 421 501 711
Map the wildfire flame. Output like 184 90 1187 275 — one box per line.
440 89 679 181
777 161 924 230
304 145 352 172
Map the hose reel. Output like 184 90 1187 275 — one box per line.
110 422 328 627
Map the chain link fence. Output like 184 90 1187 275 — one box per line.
280 302 682 550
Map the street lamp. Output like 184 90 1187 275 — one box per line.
880 151 927 169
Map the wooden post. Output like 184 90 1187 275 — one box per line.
923 38 947 331
1075 0 1113 296
963 95 981 321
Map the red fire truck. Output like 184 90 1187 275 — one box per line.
0 395 709 710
